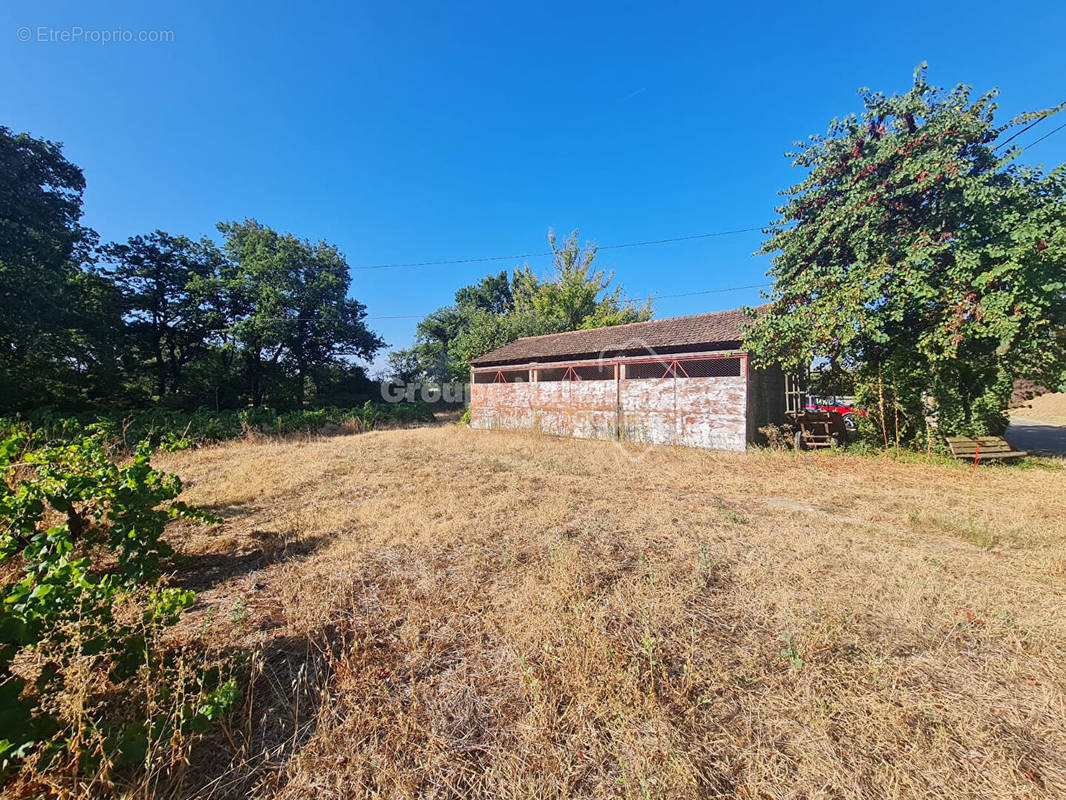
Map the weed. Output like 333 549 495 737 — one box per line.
230 597 249 627
967 516 999 549
780 629 804 670
725 509 749 526
641 623 659 674
697 546 712 569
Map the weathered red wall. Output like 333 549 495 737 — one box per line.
619 376 747 450
470 381 618 440
470 373 748 451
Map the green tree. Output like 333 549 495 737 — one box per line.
448 308 562 377
217 220 384 405
404 271 524 382
745 66 1066 441
454 269 513 314
385 348 425 384
101 231 223 398
285 238 384 403
0 127 118 411
404 230 651 381
514 229 651 330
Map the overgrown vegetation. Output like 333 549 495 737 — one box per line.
0 402 437 453
746 65 1066 444
389 229 652 383
0 433 231 791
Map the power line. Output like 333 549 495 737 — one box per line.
362 281 772 319
648 282 770 301
995 104 1064 151
1018 121 1066 152
349 226 764 271
349 115 1063 277
995 116 1047 150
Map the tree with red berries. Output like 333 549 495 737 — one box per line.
746 65 1066 442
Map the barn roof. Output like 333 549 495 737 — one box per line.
469 305 766 367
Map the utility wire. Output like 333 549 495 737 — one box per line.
349 226 764 271
362 282 772 319
1017 121 1066 152
348 111 1063 275
995 116 1047 150
995 103 1064 151
263 118 1066 322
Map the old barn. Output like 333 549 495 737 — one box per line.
468 306 785 452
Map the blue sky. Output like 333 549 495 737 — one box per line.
4 1 1065 372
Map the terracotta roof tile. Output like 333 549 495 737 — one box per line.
469 305 766 367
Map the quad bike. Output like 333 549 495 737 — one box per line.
805 395 864 433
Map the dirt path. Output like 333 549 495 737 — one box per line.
1007 417 1066 456
1008 392 1066 456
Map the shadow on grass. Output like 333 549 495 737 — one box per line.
194 500 260 521
170 531 333 593
172 624 349 800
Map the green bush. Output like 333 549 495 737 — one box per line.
0 402 438 453
0 432 231 784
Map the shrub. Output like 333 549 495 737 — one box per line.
0 402 439 454
758 423 790 451
0 432 232 787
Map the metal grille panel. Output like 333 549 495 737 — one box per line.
677 358 742 378
473 369 527 384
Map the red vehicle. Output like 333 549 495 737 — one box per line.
805 395 865 432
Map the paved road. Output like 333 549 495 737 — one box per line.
1006 417 1066 457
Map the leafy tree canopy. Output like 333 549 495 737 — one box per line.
217 219 385 404
101 231 223 397
0 127 121 411
394 229 651 382
745 65 1066 439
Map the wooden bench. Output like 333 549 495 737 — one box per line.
945 436 1027 462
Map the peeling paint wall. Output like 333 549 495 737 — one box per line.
470 371 749 452
619 376 747 451
470 380 618 441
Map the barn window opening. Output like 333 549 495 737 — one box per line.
473 369 527 384
537 364 614 381
677 357 742 378
625 357 742 379
572 364 613 380
625 360 675 379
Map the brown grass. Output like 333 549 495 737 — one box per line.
140 426 1066 799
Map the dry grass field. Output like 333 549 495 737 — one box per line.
149 425 1066 799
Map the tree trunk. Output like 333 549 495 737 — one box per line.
247 351 263 407
153 336 166 397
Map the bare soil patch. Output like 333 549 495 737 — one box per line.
1012 391 1066 426
151 426 1066 799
